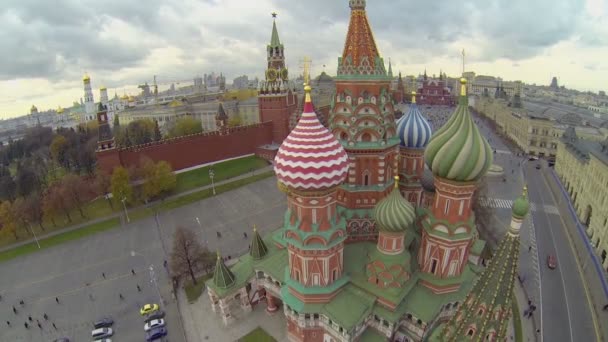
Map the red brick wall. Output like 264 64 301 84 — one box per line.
96 122 273 174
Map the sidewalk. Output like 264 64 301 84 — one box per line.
514 278 539 341
0 165 275 254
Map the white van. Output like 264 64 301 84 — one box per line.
91 327 113 339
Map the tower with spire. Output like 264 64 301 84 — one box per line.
216 101 229 134
96 103 115 151
83 73 96 122
440 187 529 340
418 78 493 293
329 0 400 242
396 91 433 207
258 12 298 144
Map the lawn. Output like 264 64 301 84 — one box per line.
239 327 277 342
184 273 214 303
175 155 268 193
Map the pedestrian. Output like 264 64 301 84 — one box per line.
6 320 10 326
163 260 168 268
28 316 32 322
524 309 529 316
37 322 41 329
243 232 248 239
52 322 57 330
528 300 532 306
119 293 124 300
55 297 59 303
19 299 24 306
137 285 141 292
24 322 29 329
102 272 106 279
531 305 536 311
131 269 135 275
43 313 48 320
12 306 17 314
528 246 532 252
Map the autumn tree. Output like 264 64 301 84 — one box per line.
50 135 68 166
14 195 44 231
140 159 177 202
0 166 16 201
170 226 214 285
0 201 19 239
95 171 113 209
111 166 133 205
43 182 74 223
227 116 242 127
166 117 203 138
61 174 96 218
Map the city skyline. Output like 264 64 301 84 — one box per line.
1 0 606 119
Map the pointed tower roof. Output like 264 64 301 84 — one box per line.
216 102 228 120
274 85 349 190
424 79 493 182
441 188 527 340
213 251 236 289
338 0 386 77
269 13 282 48
249 225 268 260
388 58 393 78
397 91 433 149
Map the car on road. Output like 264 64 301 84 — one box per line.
93 317 114 329
144 318 166 332
140 303 159 315
91 327 113 339
536 164 541 170
144 310 166 323
547 255 557 269
146 327 168 341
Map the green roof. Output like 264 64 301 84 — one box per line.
373 181 415 233
358 327 387 342
255 245 287 281
213 253 236 290
269 20 282 48
512 189 530 219
250 227 269 260
321 284 376 331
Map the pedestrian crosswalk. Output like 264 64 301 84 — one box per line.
479 197 559 215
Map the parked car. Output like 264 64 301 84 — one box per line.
93 317 114 329
52 338 70 342
536 164 541 170
547 255 557 269
93 339 112 342
91 327 113 339
140 303 159 316
145 311 166 323
529 156 539 161
146 327 168 341
144 318 165 332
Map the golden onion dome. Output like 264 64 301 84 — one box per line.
128 96 135 102
100 86 107 91
121 94 129 100
57 106 64 114
83 73 90 82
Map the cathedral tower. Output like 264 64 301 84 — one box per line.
329 0 399 241
418 79 493 294
83 73 95 122
258 13 297 144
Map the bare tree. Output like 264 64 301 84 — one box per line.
170 226 213 285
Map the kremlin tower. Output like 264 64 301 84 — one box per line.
396 91 433 207
258 13 298 144
329 0 399 241
83 73 95 122
418 78 493 293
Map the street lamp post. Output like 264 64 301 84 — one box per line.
28 223 41 249
121 197 130 223
131 250 163 307
209 169 216 195
195 217 208 248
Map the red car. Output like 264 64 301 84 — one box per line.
547 255 557 269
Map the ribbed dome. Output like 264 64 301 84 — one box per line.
424 79 493 182
373 177 415 232
397 92 432 148
274 86 349 191
420 167 435 192
512 186 530 219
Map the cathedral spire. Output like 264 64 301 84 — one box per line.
249 225 268 260
269 12 281 48
441 187 528 340
213 251 236 289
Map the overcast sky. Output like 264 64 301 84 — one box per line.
0 0 606 119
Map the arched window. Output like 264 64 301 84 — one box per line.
362 133 372 142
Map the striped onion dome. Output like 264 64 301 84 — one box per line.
397 92 432 148
274 85 349 191
424 79 493 182
373 176 415 232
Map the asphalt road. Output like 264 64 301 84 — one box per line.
0 176 287 342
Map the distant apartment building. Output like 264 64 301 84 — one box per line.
462 72 522 98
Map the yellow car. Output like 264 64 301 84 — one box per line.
139 304 159 316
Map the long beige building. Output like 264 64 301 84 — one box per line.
474 96 608 159
556 128 608 269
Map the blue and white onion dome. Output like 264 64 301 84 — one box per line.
396 91 433 149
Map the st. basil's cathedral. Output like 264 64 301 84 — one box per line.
206 1 529 341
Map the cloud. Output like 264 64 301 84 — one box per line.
0 0 606 117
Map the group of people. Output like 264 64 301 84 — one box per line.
6 299 58 331
420 105 453 130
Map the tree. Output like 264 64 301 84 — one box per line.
95 171 113 210
43 182 74 223
113 113 120 130
15 163 40 197
153 120 162 141
111 167 133 205
141 159 177 202
127 119 156 145
166 117 203 138
170 226 213 285
228 116 242 127
0 200 19 239
14 195 44 231
50 135 68 166
0 172 16 201
61 174 96 218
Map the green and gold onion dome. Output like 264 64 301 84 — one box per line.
512 186 530 219
424 78 493 182
373 176 415 233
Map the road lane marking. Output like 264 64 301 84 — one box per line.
539 171 602 341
